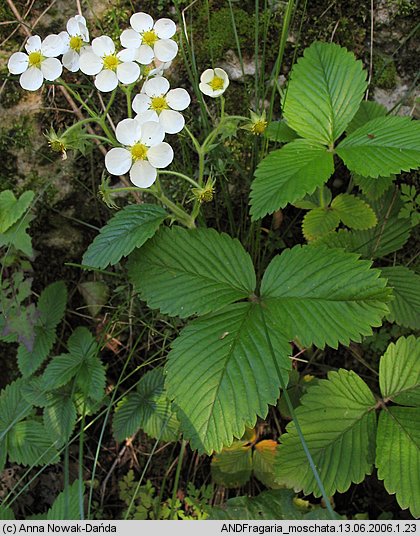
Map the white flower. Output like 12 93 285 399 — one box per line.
199 68 230 98
59 15 90 72
8 34 63 91
120 12 178 64
79 36 140 92
105 118 173 188
132 76 190 134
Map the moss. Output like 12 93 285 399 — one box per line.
373 54 398 89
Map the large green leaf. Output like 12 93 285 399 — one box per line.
346 101 387 135
43 393 77 446
17 281 67 377
0 190 34 233
166 302 291 454
47 480 84 520
113 367 179 443
283 42 367 145
379 336 420 407
381 267 420 329
302 207 340 241
276 369 377 496
376 407 420 518
337 116 420 178
250 139 334 220
7 420 58 466
331 194 377 230
82 204 167 269
260 245 390 348
128 227 256 318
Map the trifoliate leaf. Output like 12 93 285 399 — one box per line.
337 116 420 178
331 193 377 230
250 139 334 220
276 369 377 496
346 101 387 135
82 204 167 269
265 121 299 143
261 245 391 349
113 368 179 443
376 407 420 518
379 336 420 407
128 227 256 318
283 42 367 145
302 208 340 241
0 190 34 233
166 302 291 454
381 267 420 329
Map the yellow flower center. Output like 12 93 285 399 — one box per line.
69 35 84 52
251 119 268 135
142 30 158 47
209 76 224 91
150 96 169 113
28 51 42 68
131 143 148 161
103 54 120 71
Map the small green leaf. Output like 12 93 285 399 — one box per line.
381 267 420 329
337 116 420 178
0 190 34 233
331 194 377 230
302 208 340 241
211 441 253 487
346 101 387 135
379 336 420 406
44 393 77 446
128 227 256 318
76 356 106 403
250 140 334 220
253 440 281 489
0 213 34 257
47 480 84 520
78 281 109 317
82 204 167 269
283 42 367 144
376 407 420 518
353 174 395 200
265 121 299 143
276 370 377 496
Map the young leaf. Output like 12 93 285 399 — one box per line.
253 440 280 489
250 140 334 220
265 121 299 143
17 281 67 377
346 101 387 135
211 441 253 487
376 407 420 518
7 420 58 466
128 227 256 318
353 174 395 200
337 116 420 178
166 302 291 454
302 208 340 241
381 267 420 329
43 392 77 446
0 190 34 233
78 281 109 317
379 336 420 407
331 194 377 230
283 42 367 145
276 369 377 496
113 367 179 443
82 204 167 269
261 245 391 348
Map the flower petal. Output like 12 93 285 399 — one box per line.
59 31 70 52
135 110 159 125
166 88 190 110
105 147 132 175
130 12 154 33
79 52 103 75
130 160 157 188
95 69 118 92
147 142 174 168
40 57 62 81
140 121 165 146
62 49 80 72
214 67 230 87
25 35 42 54
92 36 115 57
8 52 28 75
200 68 215 84
199 81 214 97
144 76 170 97
154 39 178 62
117 61 140 85
116 118 142 146
120 28 141 50
20 67 43 91
41 34 65 57
132 93 151 114
137 44 154 65
154 18 176 39
159 110 185 134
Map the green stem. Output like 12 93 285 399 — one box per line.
58 78 97 118
158 170 200 188
170 439 187 520
103 88 117 119
78 410 86 520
